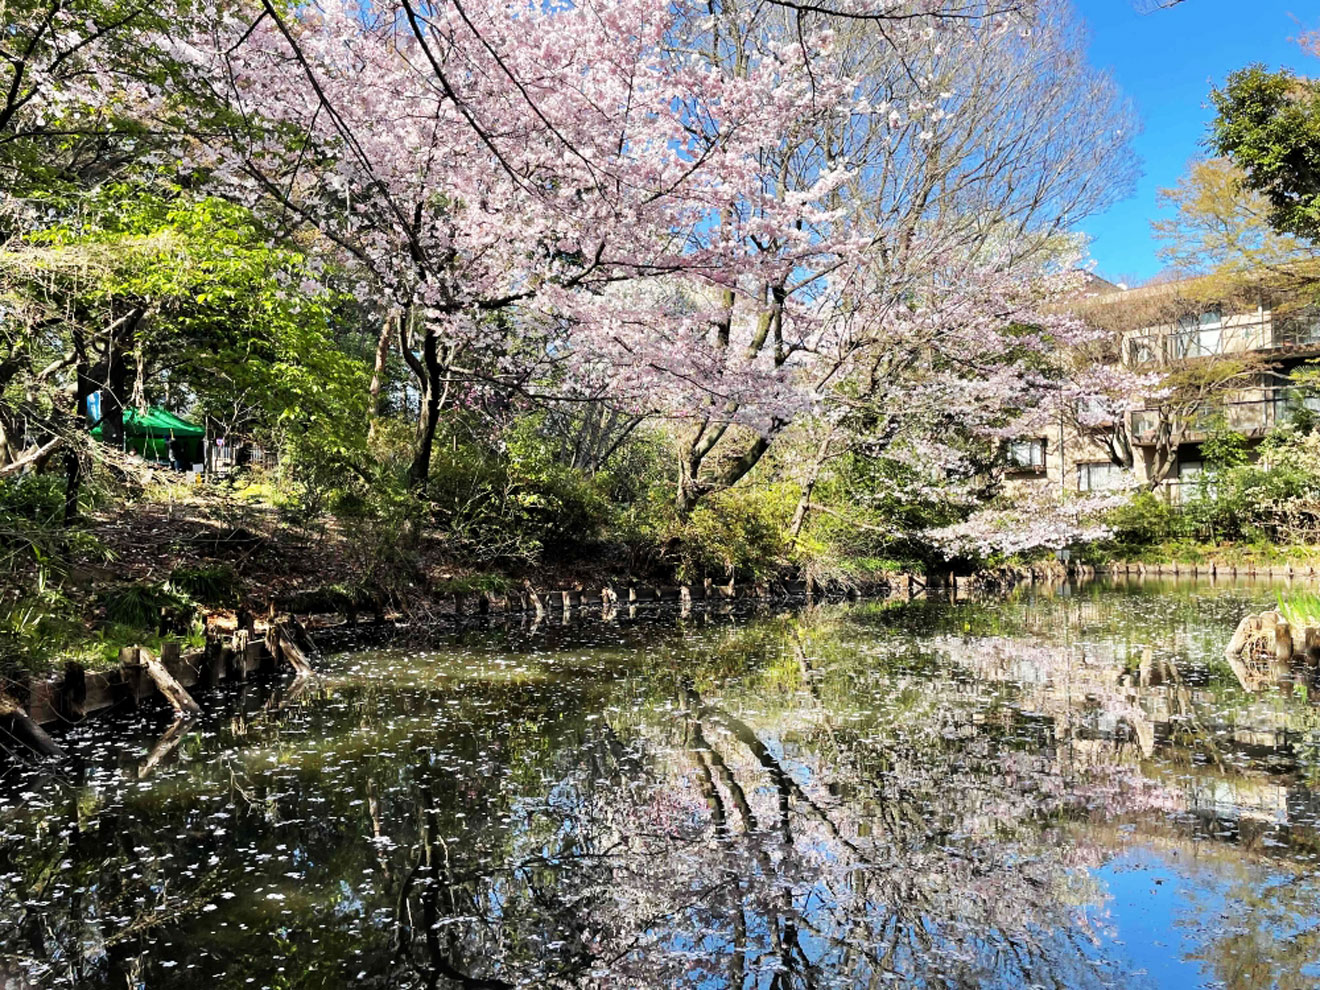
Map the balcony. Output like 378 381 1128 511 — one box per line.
1130 390 1320 445
1126 318 1320 368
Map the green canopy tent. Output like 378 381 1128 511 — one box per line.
91 407 205 465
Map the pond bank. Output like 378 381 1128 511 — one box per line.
17 562 1313 742
10 573 911 736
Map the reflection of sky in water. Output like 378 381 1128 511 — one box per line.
1098 851 1208 990
1 578 1319 988
1097 847 1320 990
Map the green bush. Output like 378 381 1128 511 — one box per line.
101 581 194 630
1091 425 1320 558
424 415 616 564
660 484 795 583
169 563 240 605
0 474 64 524
1103 490 1187 551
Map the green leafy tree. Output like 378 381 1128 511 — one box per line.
1 184 367 514
1210 63 1320 242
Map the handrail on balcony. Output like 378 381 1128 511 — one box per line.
1125 320 1320 367
1130 389 1320 440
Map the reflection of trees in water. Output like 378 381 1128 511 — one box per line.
0 590 1316 988
374 670 1181 988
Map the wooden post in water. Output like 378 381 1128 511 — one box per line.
523 579 545 619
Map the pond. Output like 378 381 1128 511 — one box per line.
3 578 1320 989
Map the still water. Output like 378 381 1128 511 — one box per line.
3 579 1320 989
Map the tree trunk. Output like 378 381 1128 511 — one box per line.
95 306 144 452
367 310 394 436
408 360 442 490
1145 419 1182 490
63 329 95 524
0 410 15 467
675 450 706 516
100 337 129 451
400 311 447 492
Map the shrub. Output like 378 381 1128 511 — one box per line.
659 484 795 583
101 581 194 631
1105 490 1187 550
169 563 240 605
0 474 64 524
423 415 616 564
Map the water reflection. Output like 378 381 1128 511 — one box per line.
2 579 1319 988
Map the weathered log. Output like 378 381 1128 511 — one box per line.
265 621 315 678
0 694 65 758
133 648 202 717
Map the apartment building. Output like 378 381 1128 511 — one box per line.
1005 276 1320 500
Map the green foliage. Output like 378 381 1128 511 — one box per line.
0 567 71 673
1104 490 1189 551
660 484 795 583
1201 425 1250 470
1092 424 1320 561
25 185 370 435
334 472 425 593
1276 590 1320 630
0 474 63 525
100 581 193 630
0 472 104 576
422 414 617 565
431 573 513 595
1211 65 1320 240
169 563 239 605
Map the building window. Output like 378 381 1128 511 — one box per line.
1173 308 1223 358
1128 336 1161 366
1077 461 1124 492
1006 438 1046 472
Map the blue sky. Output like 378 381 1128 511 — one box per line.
1072 0 1317 285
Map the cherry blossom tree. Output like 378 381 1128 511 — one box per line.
165 0 824 488
160 0 1138 523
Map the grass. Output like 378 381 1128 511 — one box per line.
1276 590 1320 629
101 581 193 629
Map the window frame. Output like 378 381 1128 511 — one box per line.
1005 437 1047 473
1077 460 1123 493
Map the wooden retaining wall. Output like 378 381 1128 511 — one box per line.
15 562 1236 736
1100 561 1320 580
19 625 285 728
